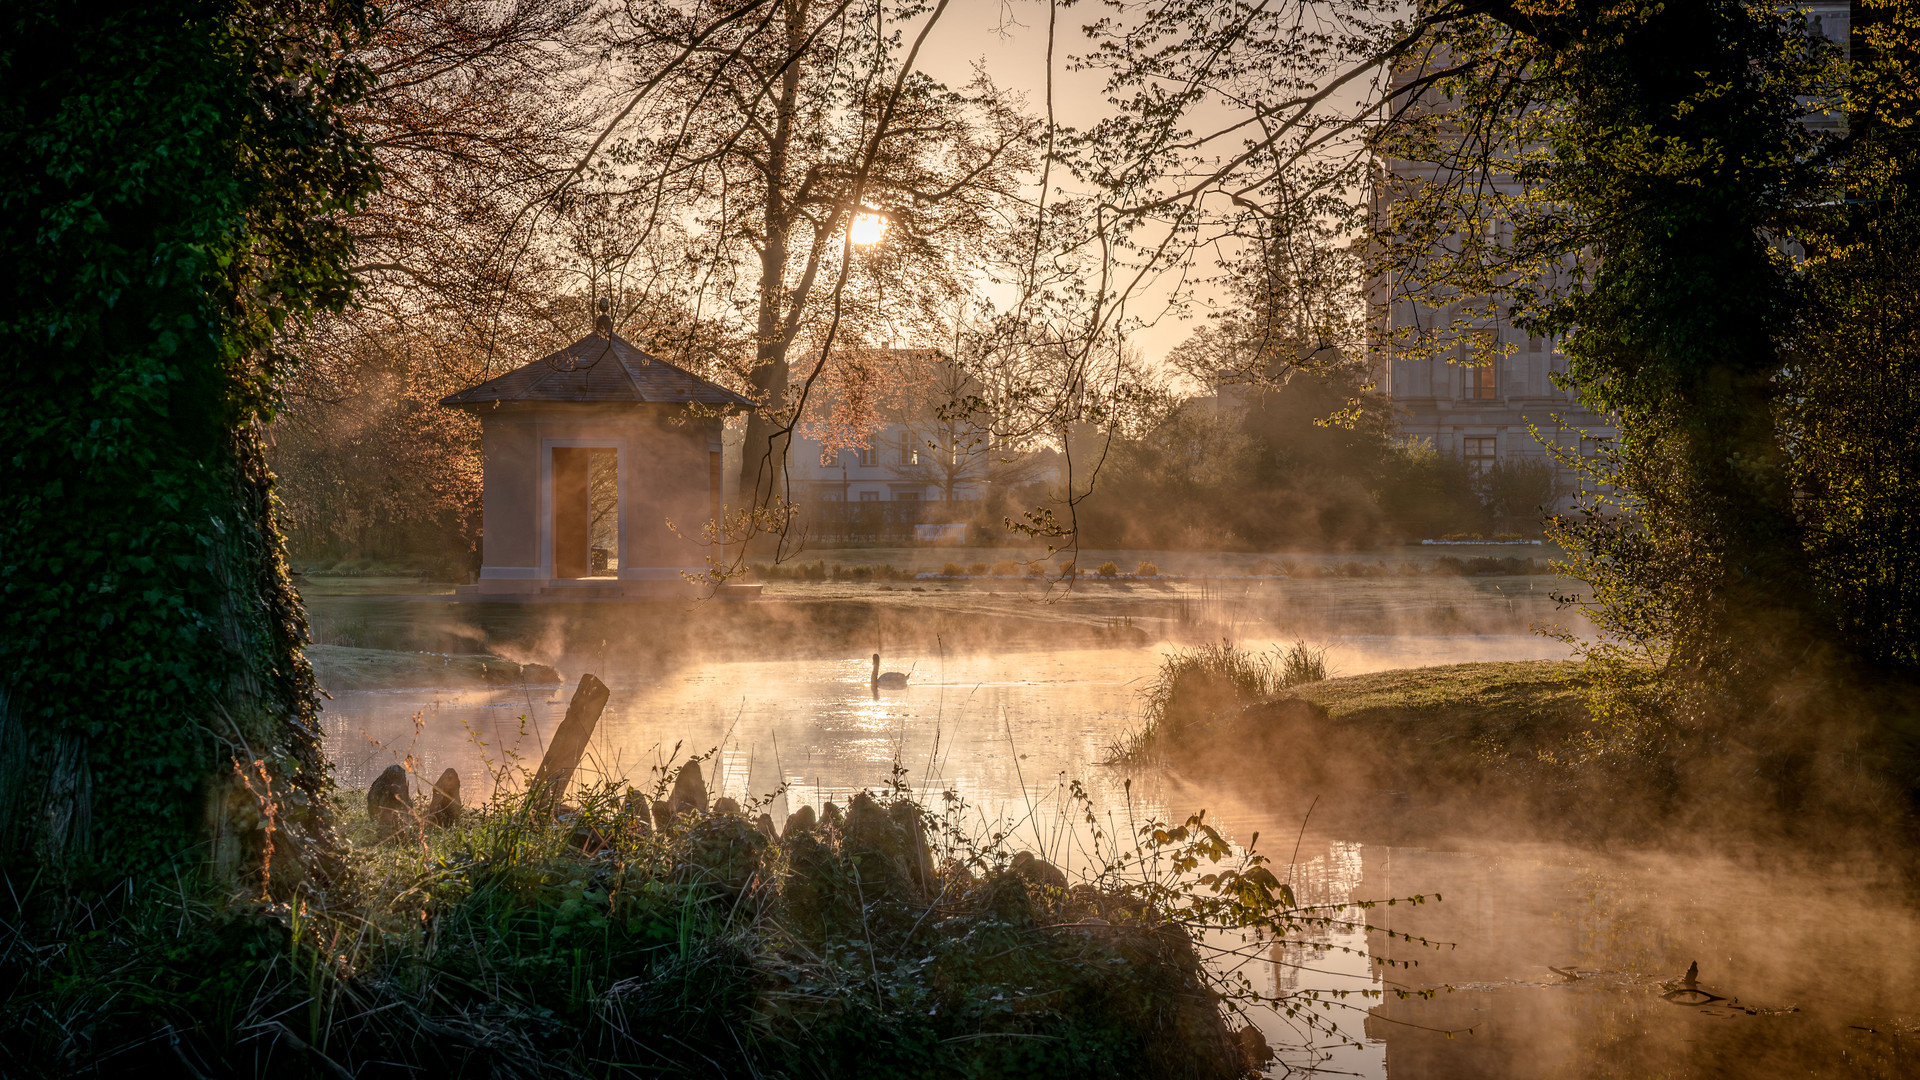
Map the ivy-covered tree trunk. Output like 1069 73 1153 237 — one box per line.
1477 0 1841 684
0 0 375 893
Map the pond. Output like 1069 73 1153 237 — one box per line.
314 575 1918 1078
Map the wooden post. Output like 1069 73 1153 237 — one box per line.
532 673 609 809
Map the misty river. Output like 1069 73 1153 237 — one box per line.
313 573 1919 1078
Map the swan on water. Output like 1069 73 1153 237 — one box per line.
872 653 909 689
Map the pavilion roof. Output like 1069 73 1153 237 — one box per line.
439 331 755 410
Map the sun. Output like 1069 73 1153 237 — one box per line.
850 211 888 247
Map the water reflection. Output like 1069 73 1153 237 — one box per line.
320 634 1562 837
1209 819 1920 1079
316 624 1917 1078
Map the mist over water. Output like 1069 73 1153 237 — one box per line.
314 575 1917 1078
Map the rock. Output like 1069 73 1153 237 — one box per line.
424 768 461 827
1236 1026 1274 1068
781 830 852 939
521 662 562 684
618 790 653 837
712 796 741 816
843 793 884 837
667 762 709 815
651 799 674 831
888 799 937 894
367 764 412 841
1010 850 1067 891
755 812 779 842
842 793 931 900
782 804 816 839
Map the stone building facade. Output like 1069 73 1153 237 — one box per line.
1374 2 1851 505
1378 319 1613 507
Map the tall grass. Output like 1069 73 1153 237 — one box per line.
1114 641 1328 762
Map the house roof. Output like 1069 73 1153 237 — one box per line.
439 329 755 410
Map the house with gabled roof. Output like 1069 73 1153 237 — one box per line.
440 310 754 598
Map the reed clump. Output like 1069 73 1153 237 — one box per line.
1116 641 1328 762
0 771 1279 1078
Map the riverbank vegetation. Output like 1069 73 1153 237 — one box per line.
1365 2 1920 823
1134 647 1915 854
1 765 1366 1078
743 555 1560 583
1116 642 1330 764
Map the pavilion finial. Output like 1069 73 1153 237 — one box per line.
594 296 613 338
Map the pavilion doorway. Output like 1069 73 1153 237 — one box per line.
550 446 619 579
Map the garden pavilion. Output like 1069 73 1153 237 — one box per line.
440 313 755 598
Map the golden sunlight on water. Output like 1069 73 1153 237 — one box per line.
320 633 1564 834
318 618 1917 1078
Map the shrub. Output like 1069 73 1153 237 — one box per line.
1135 561 1159 577
967 562 989 576
1097 561 1119 578
943 562 965 577
991 560 1020 576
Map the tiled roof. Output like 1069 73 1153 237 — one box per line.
440 331 755 409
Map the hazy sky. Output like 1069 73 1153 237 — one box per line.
909 1 1225 366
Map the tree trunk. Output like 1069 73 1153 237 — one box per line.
736 0 809 540
0 1 364 895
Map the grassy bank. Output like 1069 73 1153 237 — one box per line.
1126 654 1681 839
2 774 1301 1078
1137 653 1920 851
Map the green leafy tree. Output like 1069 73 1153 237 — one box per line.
1371 1 1842 683
1782 1 1920 671
0 0 377 887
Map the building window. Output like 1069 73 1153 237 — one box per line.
857 445 877 467
894 491 920 501
1464 361 1498 399
1463 436 1497 475
909 446 920 466
859 491 881 502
